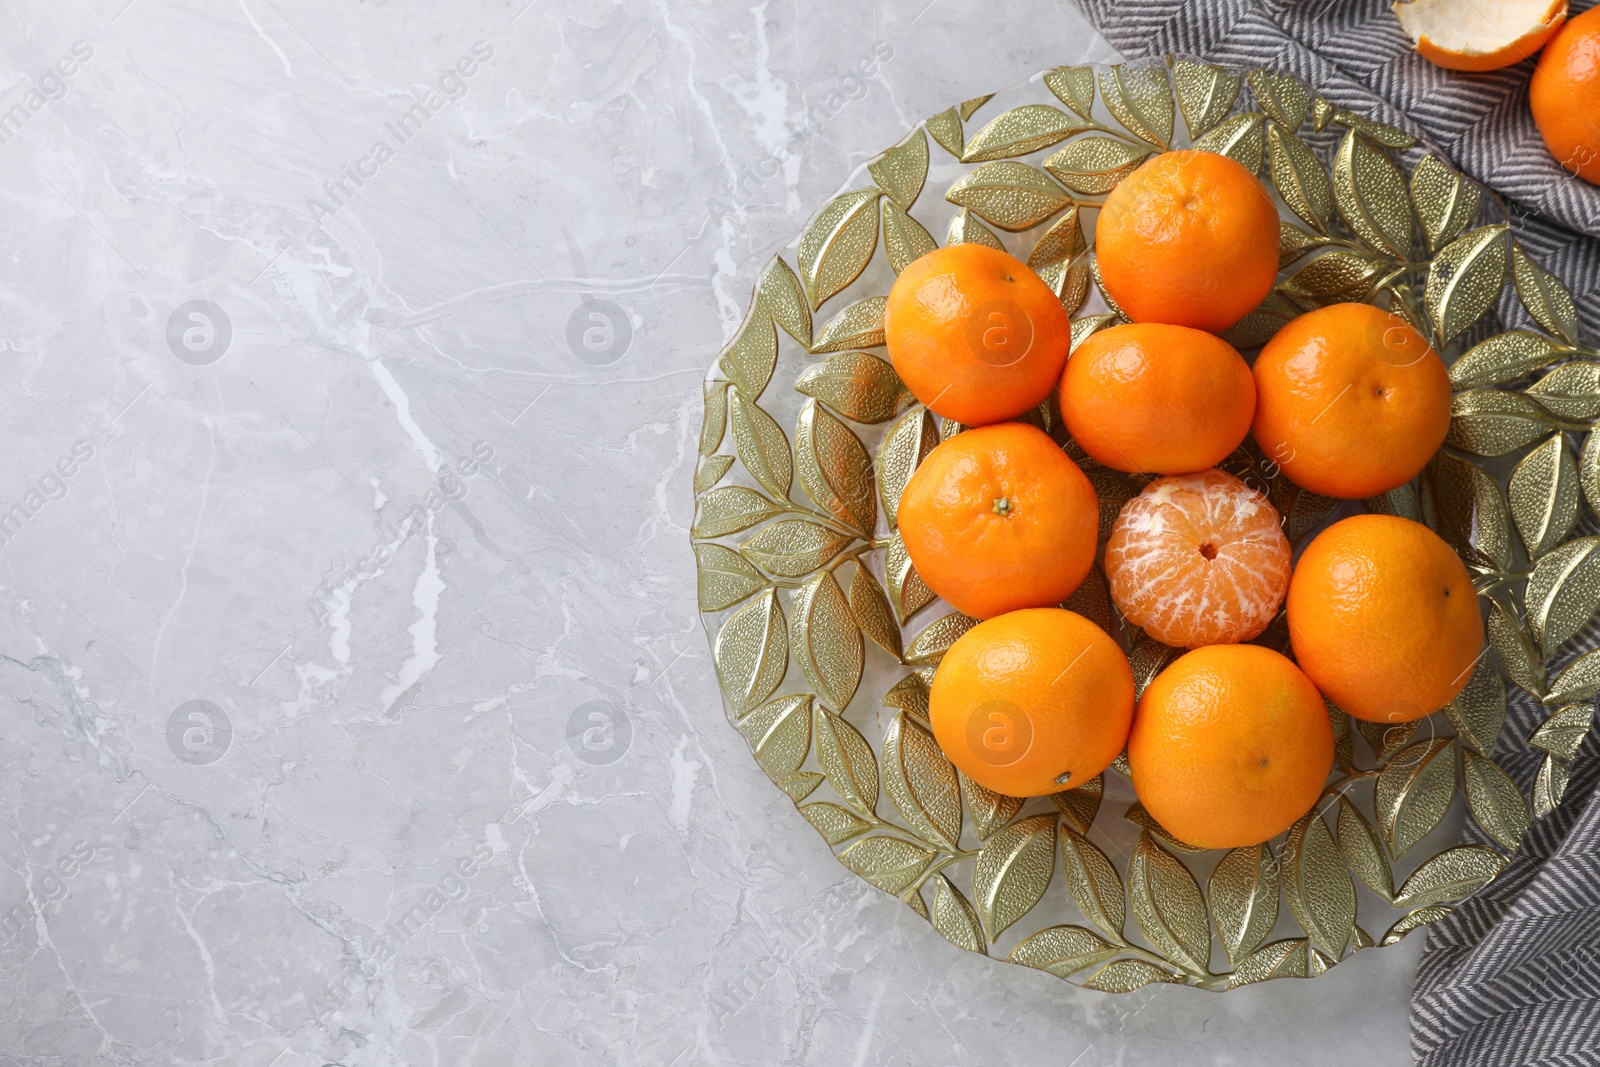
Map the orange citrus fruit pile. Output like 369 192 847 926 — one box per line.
881 144 1479 847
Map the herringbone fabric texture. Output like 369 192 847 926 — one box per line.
1071 2 1600 1064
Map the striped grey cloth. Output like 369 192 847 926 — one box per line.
1070 2 1600 1063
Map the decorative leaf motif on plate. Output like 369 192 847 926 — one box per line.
848 563 902 659
1394 846 1507 908
1009 925 1118 978
1336 797 1394 902
1332 128 1412 258
947 161 1074 231
801 801 872 845
1129 833 1212 975
882 712 962 850
1248 69 1311 131
1173 60 1241 139
1449 331 1564 391
1192 112 1267 173
1443 654 1507 756
813 296 888 352
730 390 793 499
1209 843 1280 965
1084 958 1180 993
963 772 1023 840
905 611 978 666
1527 361 1600 421
1534 754 1570 817
795 399 876 536
741 694 812 779
869 126 930 210
715 591 789 716
1525 537 1600 656
839 836 936 894
798 188 881 310
813 703 879 817
1509 435 1580 559
1099 63 1174 149
1461 748 1529 850
695 542 767 612
1375 737 1457 858
693 485 784 539
1411 154 1482 254
1426 225 1510 348
1268 123 1333 234
1043 66 1096 119
962 103 1094 162
740 519 853 578
1530 703 1593 761
973 813 1057 940
694 452 735 494
1059 824 1126 942
1044 137 1153 195
1282 810 1357 958
701 379 730 455
1050 773 1103 834
881 198 938 275
719 304 779 399
1447 389 1553 457
931 875 987 953
1512 242 1580 346
946 207 1006 250
790 572 863 709
795 350 909 424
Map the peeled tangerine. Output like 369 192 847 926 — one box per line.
1395 0 1568 71
1105 469 1291 649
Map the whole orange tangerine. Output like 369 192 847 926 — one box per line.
898 423 1098 620
1060 322 1256 474
1129 644 1333 849
1531 4 1600 184
929 607 1134 796
1287 514 1483 723
1095 149 1280 333
885 243 1072 426
1252 302 1450 499
1105 469 1291 648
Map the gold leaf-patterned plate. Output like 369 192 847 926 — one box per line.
690 56 1597 992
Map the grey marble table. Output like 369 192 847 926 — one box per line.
0 0 1421 1063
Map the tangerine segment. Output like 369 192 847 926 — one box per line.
899 423 1098 620
1094 150 1280 334
1287 514 1483 723
885 243 1072 426
1129 644 1333 849
1252 302 1451 500
1531 5 1600 184
1104 469 1291 648
929 607 1135 797
1060 322 1256 475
